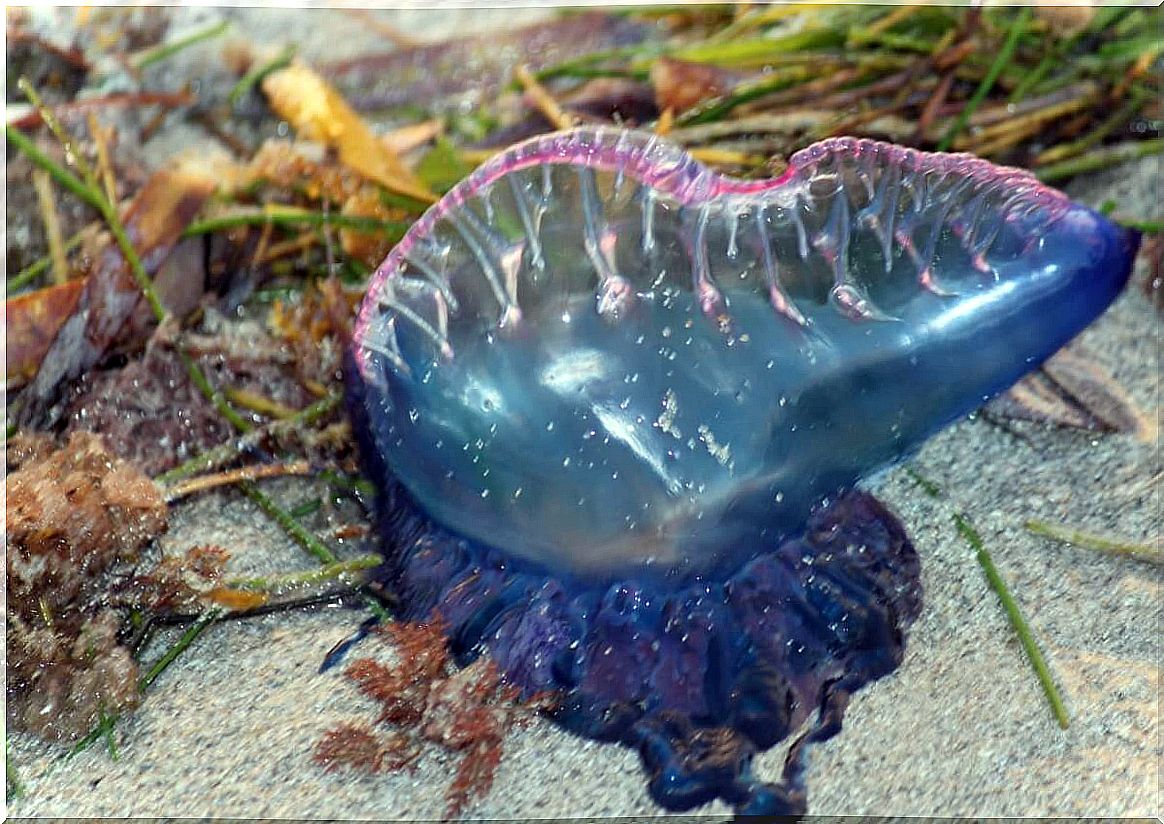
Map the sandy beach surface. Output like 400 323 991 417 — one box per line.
6 7 1160 820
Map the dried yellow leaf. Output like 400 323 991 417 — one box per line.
204 587 270 611
381 119 444 156
262 62 437 204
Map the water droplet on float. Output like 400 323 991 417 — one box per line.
409 408 419 423
350 125 1133 658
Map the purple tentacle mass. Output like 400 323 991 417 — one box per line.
347 127 1139 813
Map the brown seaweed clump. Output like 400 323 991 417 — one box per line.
5 431 167 741
314 616 558 819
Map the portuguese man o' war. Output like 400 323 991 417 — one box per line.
347 127 1140 814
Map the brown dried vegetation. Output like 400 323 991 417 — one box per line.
986 341 1157 442
315 723 421 774
63 328 232 476
267 275 361 395
651 57 738 116
111 545 231 613
4 432 256 743
63 311 331 476
10 163 216 428
314 616 557 819
5 432 166 741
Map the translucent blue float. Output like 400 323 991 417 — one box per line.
347 127 1139 814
